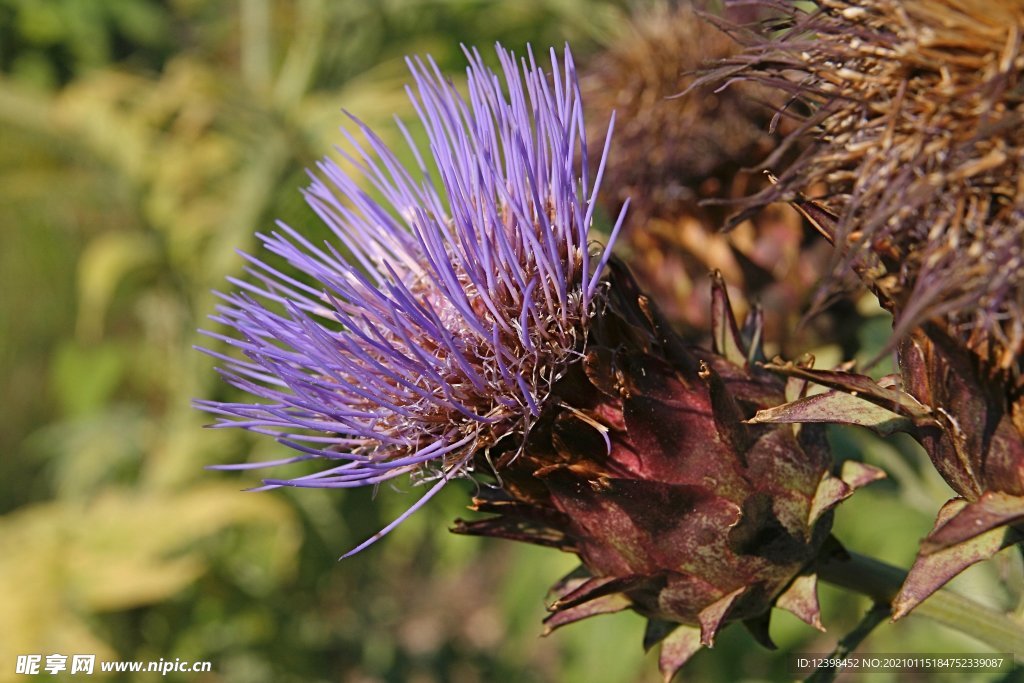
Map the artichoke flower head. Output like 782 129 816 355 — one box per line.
199 39 881 681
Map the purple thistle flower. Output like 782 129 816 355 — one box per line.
196 44 627 556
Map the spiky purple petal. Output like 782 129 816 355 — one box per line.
197 43 623 553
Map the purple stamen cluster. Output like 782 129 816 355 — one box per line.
196 44 626 554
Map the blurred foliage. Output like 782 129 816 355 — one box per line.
0 1 1017 682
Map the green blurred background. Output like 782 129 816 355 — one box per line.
1 1 1020 681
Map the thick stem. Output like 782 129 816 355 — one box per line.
818 551 1024 658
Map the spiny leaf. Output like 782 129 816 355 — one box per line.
749 390 913 436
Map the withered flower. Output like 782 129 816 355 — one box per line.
707 0 1024 362
580 2 835 348
581 2 776 224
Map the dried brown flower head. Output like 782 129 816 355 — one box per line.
708 0 1024 366
580 2 838 348
581 2 776 224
